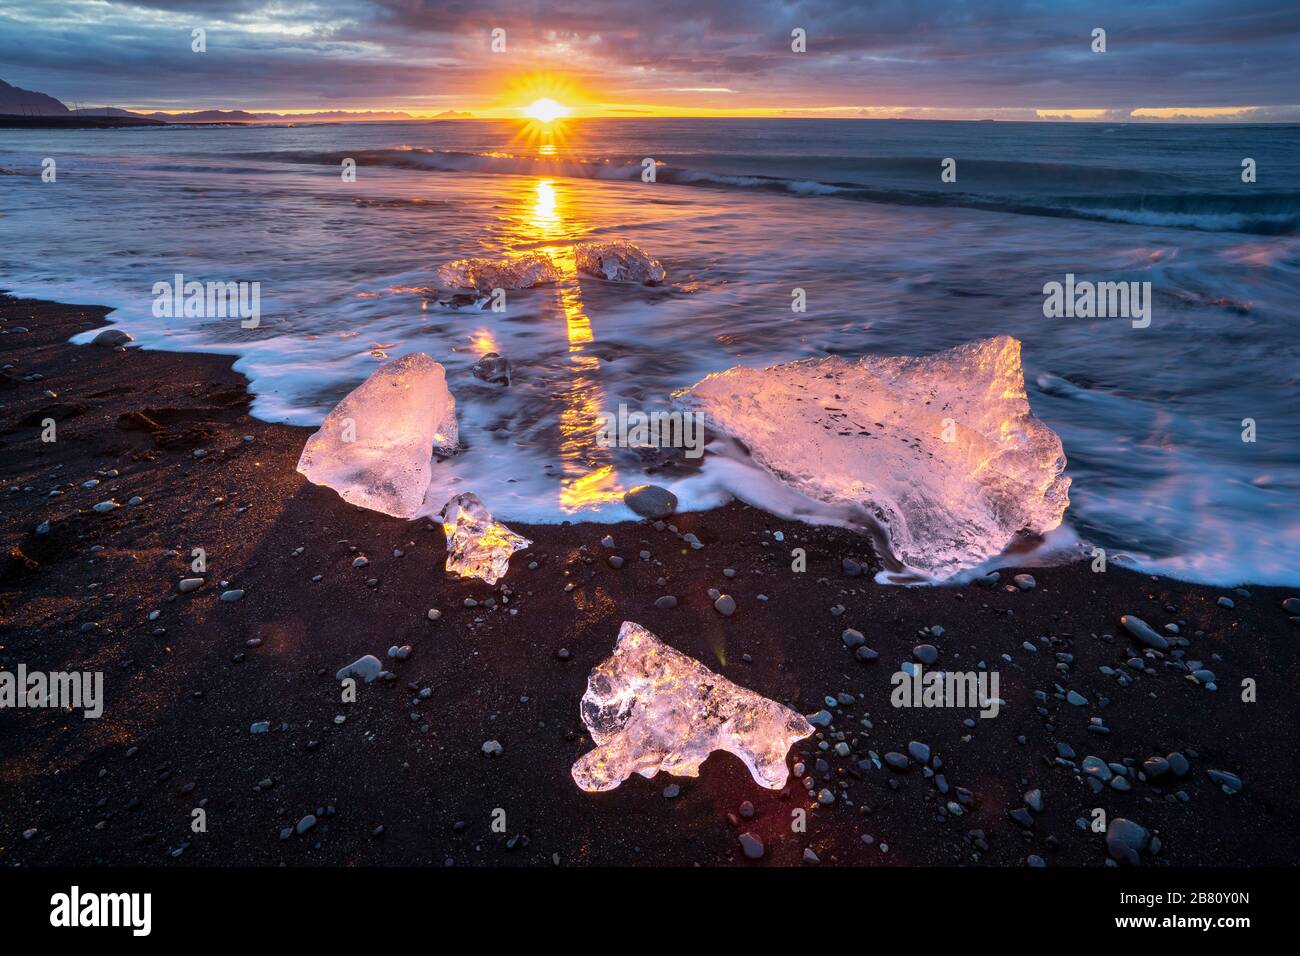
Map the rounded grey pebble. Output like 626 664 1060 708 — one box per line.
624 484 677 519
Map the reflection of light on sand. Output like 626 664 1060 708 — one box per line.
504 178 624 512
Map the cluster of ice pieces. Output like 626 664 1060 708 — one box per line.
439 492 531 585
571 621 812 792
434 251 562 291
296 353 458 519
678 336 1070 580
574 241 667 285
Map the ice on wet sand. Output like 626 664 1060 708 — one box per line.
297 353 457 518
678 336 1069 579
571 621 813 792
434 252 562 291
573 241 667 284
439 492 532 585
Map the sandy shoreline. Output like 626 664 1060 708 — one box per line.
1 293 1297 867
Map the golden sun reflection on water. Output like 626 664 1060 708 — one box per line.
506 177 624 512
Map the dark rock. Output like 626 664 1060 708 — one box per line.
624 484 677 519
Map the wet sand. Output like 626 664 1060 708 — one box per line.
1 294 1297 867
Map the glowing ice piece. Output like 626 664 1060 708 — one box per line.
297 353 457 518
678 336 1069 580
434 252 561 291
572 621 812 792
439 492 531 585
574 241 667 284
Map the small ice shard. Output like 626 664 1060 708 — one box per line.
574 240 667 285
433 252 561 292
571 621 812 792
439 492 531 585
677 336 1069 580
297 353 457 519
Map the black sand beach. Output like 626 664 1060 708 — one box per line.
2 294 1298 867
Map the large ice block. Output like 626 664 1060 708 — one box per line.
678 336 1070 579
434 252 562 292
571 621 812 791
573 241 667 284
296 353 457 518
439 492 532 585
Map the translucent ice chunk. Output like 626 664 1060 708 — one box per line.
573 241 667 284
571 621 813 792
434 252 562 292
678 336 1069 580
439 492 532 585
297 353 457 518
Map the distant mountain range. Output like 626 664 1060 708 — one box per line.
1 78 472 122
0 78 70 114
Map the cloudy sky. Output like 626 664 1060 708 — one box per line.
1 0 1297 119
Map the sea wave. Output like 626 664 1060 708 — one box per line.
224 147 1300 235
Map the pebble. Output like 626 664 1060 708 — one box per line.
739 801 755 818
654 595 678 609
802 848 820 864
335 654 383 683
884 752 910 771
1013 574 1036 591
738 832 764 859
817 788 835 804
177 577 204 593
624 484 677 519
607 555 624 569
296 814 317 835
1066 690 1087 706
481 740 503 757
427 608 441 621
855 646 879 662
842 557 862 577
714 594 736 616
912 644 939 665
841 628 866 648
907 741 931 764
1207 769 1243 794
600 535 615 549
352 556 369 568
92 500 120 513
91 328 134 347
387 645 412 660
808 709 833 728
1216 596 1234 609
220 589 245 602
250 721 270 734
1105 818 1149 865
1119 614 1169 650
1024 788 1044 812
662 784 680 799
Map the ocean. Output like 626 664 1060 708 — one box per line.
2 118 1298 585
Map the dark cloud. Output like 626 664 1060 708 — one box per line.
0 0 1296 114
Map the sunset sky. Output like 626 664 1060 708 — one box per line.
1 0 1297 121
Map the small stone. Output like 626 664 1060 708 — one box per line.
624 484 677 519
1120 614 1169 651
842 557 862 577
802 848 820 864
662 784 680 799
296 814 317 835
177 577 204 593
654 595 678 609
884 752 910 771
482 739 503 757
352 556 369 569
1013 573 1036 591
600 535 616 549
92 500 120 513
855 646 879 662
607 555 624 569
714 594 736 616
912 644 939 665
427 608 442 621
1216 596 1234 609
738 832 764 859
220 589 245 602
250 721 270 734
91 328 134 347
1024 788 1044 812
841 628 866 648
1066 690 1087 706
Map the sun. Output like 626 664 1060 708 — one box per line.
523 97 570 124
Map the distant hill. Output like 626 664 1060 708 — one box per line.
141 109 261 123
0 78 69 115
434 110 473 119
